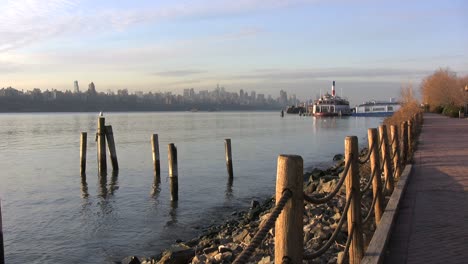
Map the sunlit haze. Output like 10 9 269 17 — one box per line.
1 0 467 105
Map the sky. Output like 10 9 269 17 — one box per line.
0 0 467 105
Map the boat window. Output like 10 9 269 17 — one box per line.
365 107 370 112
388 106 393 111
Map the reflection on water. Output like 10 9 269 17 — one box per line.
167 201 178 226
225 177 233 200
80 174 89 198
108 171 119 196
98 172 108 198
151 174 161 198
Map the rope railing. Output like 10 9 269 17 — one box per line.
358 140 374 164
362 192 378 224
341 223 355 264
304 192 352 260
304 156 352 204
232 189 292 264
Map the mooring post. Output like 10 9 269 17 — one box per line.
274 155 303 264
401 121 408 164
97 117 107 174
368 128 383 224
80 132 87 175
0 200 4 264
168 143 178 201
390 125 401 179
379 125 394 194
345 136 364 264
105 125 119 171
224 139 233 178
151 134 161 181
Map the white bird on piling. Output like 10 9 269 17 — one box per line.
99 111 103 116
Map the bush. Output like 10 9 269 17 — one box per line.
442 105 461 118
433 105 444 114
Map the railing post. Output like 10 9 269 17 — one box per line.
407 120 413 162
224 139 234 178
151 134 161 181
97 116 107 174
345 136 364 264
168 143 178 201
275 155 303 264
368 129 383 224
105 125 119 171
379 125 394 194
401 121 408 165
390 125 401 179
80 132 87 175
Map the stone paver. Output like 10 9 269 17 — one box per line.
385 113 468 264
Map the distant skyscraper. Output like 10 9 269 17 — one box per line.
88 82 97 95
74 80 80 93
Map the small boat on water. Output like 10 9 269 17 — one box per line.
286 105 306 114
310 81 351 117
352 99 400 117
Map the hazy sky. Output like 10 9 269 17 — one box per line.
1 0 467 105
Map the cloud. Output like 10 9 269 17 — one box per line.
228 68 431 81
0 0 314 52
153 70 205 77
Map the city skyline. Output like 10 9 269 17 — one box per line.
1 0 467 106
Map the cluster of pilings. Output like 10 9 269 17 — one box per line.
80 116 235 202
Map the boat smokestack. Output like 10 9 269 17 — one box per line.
332 81 336 97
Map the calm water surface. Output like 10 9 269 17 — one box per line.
0 112 382 263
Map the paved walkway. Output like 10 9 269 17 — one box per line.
385 113 468 263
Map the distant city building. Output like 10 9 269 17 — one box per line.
87 82 97 96
74 80 80 93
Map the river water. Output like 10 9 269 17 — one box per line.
0 112 382 263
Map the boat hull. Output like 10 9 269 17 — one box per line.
313 112 351 117
352 112 395 117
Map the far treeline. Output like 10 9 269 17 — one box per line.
421 68 468 117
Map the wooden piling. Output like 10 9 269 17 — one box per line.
168 143 178 201
80 132 87 175
345 136 364 264
105 125 119 171
97 117 107 174
401 121 408 164
274 155 304 264
368 129 383 224
379 125 394 194
0 200 4 264
224 139 234 178
151 134 161 180
390 125 401 179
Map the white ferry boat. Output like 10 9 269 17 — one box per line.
309 81 351 117
353 99 400 117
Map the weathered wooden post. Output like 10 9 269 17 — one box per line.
390 125 401 179
151 134 161 180
275 155 303 264
105 125 119 171
0 200 4 264
401 121 408 164
97 117 107 174
224 139 234 178
407 120 413 161
80 132 87 175
345 136 364 263
368 129 383 224
379 125 394 194
168 143 178 201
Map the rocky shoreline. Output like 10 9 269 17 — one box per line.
119 149 377 264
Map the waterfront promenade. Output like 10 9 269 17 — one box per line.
385 113 468 263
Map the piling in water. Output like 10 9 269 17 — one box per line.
105 125 119 171
151 134 161 181
97 117 107 174
80 132 87 175
224 139 233 178
168 143 178 201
